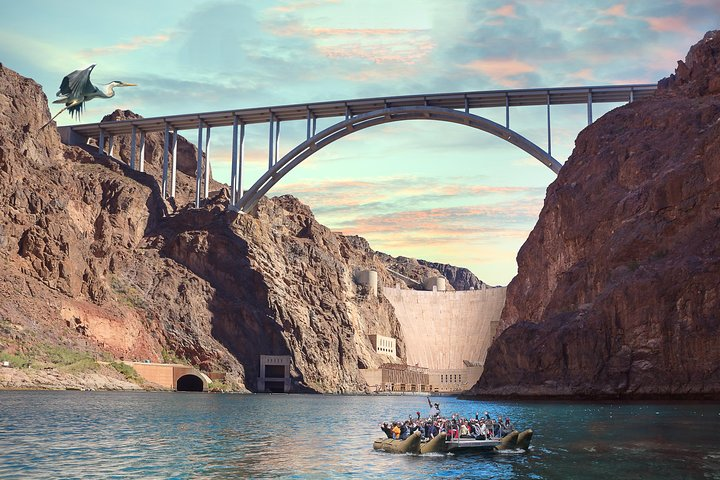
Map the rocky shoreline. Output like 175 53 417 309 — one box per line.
0 366 144 391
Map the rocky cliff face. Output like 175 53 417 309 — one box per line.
416 259 490 290
0 63 413 392
473 32 720 399
372 252 488 291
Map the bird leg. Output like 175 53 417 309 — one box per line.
39 100 81 130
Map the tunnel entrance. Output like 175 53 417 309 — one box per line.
176 374 204 392
265 381 285 393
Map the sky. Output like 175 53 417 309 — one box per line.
1 1 718 285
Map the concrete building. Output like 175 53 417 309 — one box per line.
360 364 430 393
257 355 291 393
368 334 397 357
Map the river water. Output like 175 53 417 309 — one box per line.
0 391 718 479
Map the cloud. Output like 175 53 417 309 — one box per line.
568 67 595 81
459 59 536 87
268 20 435 66
490 4 518 17
602 4 627 16
597 3 694 35
268 0 340 13
81 34 172 57
271 176 546 227
682 0 720 5
332 202 542 240
645 16 694 34
318 40 434 65
302 27 425 37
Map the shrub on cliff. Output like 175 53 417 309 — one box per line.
109 361 143 383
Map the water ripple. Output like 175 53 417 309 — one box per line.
0 392 719 479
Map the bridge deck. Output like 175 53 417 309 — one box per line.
65 84 657 137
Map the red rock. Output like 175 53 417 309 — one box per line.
1 63 458 392
472 32 720 399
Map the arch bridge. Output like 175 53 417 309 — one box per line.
58 84 656 212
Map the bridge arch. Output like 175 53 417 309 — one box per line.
237 106 562 212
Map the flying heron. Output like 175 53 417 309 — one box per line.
41 64 136 129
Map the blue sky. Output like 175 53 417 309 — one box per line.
1 1 718 285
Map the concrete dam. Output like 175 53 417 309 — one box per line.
361 281 507 393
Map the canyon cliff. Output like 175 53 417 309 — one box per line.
472 32 720 399
0 63 471 392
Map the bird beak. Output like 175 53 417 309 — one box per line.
122 83 137 87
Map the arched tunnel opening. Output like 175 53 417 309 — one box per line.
176 374 204 392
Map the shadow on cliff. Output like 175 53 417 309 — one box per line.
153 202 312 392
72 144 169 230
468 31 720 400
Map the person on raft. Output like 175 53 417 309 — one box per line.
427 396 440 418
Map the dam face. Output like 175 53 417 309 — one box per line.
382 286 506 392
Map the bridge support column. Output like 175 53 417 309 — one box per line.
204 126 211 199
162 123 170 198
268 113 275 170
274 118 280 165
107 136 114 157
171 127 178 198
505 94 510 128
306 109 313 140
587 92 593 126
196 121 203 208
98 130 105 156
238 123 245 204
139 131 146 172
130 126 136 170
230 116 245 206
231 116 239 205
546 93 552 157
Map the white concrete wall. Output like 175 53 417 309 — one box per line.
382 287 506 370
368 334 397 356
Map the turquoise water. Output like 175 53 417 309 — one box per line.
0 391 718 479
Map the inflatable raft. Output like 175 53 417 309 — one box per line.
373 429 533 454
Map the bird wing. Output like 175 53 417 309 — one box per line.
56 64 98 99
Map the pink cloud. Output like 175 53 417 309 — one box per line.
267 21 434 66
310 27 422 37
319 40 434 65
681 0 719 5
601 4 627 16
645 16 693 34
271 23 427 39
490 4 518 17
568 68 595 81
277 178 542 208
640 44 690 73
269 0 339 13
82 34 171 56
459 59 536 87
